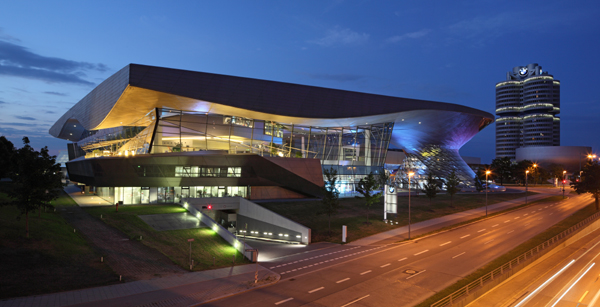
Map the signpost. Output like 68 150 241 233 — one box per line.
342 225 347 243
188 238 194 270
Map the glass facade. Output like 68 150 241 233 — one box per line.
73 107 393 198
98 186 248 204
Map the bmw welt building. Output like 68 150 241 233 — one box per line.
49 64 493 205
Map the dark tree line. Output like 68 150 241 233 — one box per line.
484 157 564 186
0 136 64 238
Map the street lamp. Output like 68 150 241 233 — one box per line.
562 170 566 199
485 170 491 217
408 172 415 240
579 153 596 177
526 170 530 205
532 164 538 186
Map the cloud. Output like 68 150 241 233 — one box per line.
304 73 365 82
15 116 36 121
0 40 108 85
309 26 369 46
0 28 20 42
0 100 6 104
387 29 431 43
45 110 56 114
44 91 67 96
2 122 35 127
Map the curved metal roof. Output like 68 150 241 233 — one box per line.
49 64 493 143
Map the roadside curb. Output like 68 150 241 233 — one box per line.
188 267 281 307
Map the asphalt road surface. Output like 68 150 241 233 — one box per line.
203 190 593 306
504 224 600 307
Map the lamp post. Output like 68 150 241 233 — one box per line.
408 172 415 240
532 163 538 186
526 170 530 205
485 170 491 217
562 170 566 199
579 154 596 179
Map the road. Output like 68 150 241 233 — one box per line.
204 190 593 306
498 224 600 307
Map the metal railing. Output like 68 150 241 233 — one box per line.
431 210 600 307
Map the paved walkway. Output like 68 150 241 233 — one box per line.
0 264 278 307
64 185 112 207
59 189 186 281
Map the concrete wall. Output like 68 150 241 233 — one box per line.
238 198 311 244
182 197 312 245
516 146 592 173
179 199 256 262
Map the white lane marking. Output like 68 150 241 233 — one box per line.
504 220 511 223
550 213 554 216
538 218 542 220
525 223 530 226
275 297 294 305
440 241 452 246
545 206 548 208
514 260 575 307
406 270 426 279
524 214 528 216
461 234 471 239
336 277 350 283
478 229 486 232
340 294 370 307
492 224 499 227
398 257 407 262
484 239 494 245
308 287 324 293
453 252 466 259
414 250 429 256
360 270 372 275
515 217 520 219
380 263 391 268
507 230 515 234
587 288 600 306
549 263 596 307
281 272 286 275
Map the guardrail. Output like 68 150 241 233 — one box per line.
431 210 600 307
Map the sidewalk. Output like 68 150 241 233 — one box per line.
349 191 557 246
0 264 279 307
64 185 112 207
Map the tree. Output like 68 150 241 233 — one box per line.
4 137 64 238
571 160 600 210
474 169 484 192
355 172 382 224
490 157 513 186
376 170 390 192
0 136 15 179
423 172 439 205
549 164 566 184
319 168 340 233
446 170 460 207
514 160 534 185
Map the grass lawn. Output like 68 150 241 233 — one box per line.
416 196 594 307
83 205 251 271
260 191 538 243
0 191 117 299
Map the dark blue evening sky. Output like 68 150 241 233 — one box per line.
1 1 599 163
